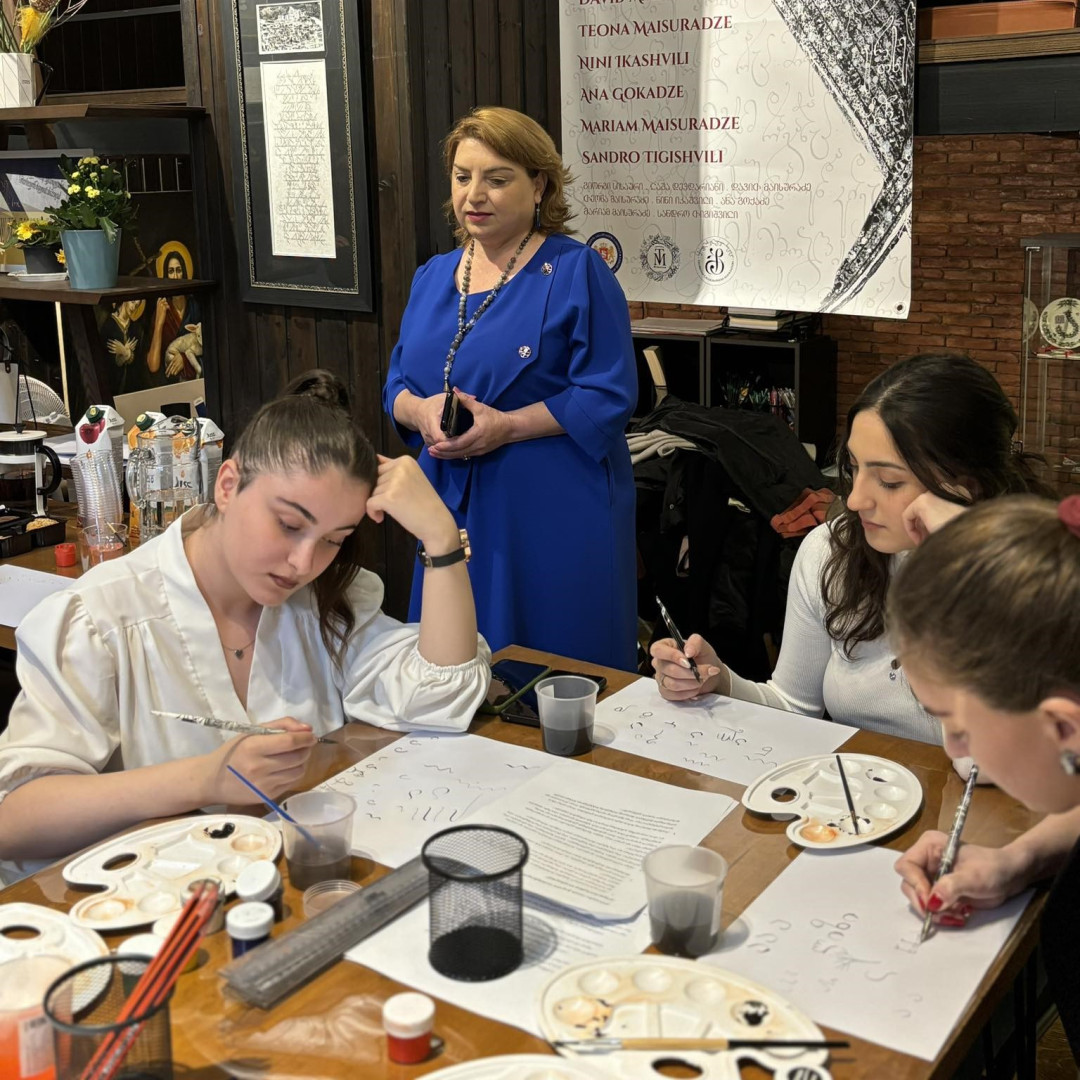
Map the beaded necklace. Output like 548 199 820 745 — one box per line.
443 228 534 392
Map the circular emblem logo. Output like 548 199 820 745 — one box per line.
694 237 735 285
586 232 622 273
1040 297 1080 351
640 233 680 282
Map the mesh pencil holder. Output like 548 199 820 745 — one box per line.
43 954 174 1080
421 825 529 982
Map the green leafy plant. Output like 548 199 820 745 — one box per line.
0 0 91 54
45 155 135 243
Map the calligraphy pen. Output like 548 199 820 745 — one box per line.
152 710 335 743
554 1037 850 1053
655 596 702 684
920 763 980 943
836 754 860 836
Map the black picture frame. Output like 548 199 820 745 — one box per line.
219 0 372 310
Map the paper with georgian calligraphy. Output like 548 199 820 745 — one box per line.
701 845 1031 1060
260 60 336 259
595 677 855 786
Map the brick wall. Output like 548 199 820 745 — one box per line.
629 134 1080 484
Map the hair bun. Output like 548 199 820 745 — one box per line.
283 369 350 412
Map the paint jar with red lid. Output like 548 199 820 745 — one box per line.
382 992 434 1064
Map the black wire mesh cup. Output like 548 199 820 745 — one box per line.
42 955 174 1080
421 825 529 982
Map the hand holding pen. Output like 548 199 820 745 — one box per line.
650 597 724 699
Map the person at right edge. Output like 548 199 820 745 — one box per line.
383 107 638 670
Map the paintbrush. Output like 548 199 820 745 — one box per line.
920 763 980 943
554 1037 850 1053
225 765 322 849
655 595 702 683
152 709 335 743
836 753 860 835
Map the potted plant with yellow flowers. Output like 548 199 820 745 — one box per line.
2 216 65 274
46 155 135 290
0 0 89 106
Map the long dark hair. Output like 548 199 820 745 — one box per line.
823 353 1050 654
230 369 378 665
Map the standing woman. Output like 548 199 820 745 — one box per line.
384 107 638 670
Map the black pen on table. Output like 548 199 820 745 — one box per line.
920 763 979 943
655 596 702 684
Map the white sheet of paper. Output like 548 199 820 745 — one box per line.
347 894 652 1037
478 757 737 919
260 59 336 259
0 565 70 627
595 679 856 786
317 733 555 868
701 845 1031 1060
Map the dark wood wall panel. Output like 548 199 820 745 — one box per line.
192 0 561 616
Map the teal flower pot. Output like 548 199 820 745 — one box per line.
61 229 121 290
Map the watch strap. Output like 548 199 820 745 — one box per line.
417 528 471 568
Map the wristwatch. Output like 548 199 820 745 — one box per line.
417 528 471 568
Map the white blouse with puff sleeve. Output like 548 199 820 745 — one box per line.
0 512 492 816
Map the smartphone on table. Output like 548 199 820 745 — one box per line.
479 659 552 715
498 667 608 728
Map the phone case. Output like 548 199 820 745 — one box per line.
477 666 552 714
440 391 474 437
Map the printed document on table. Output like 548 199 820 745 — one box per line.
317 733 554 868
348 894 652 1037
479 757 736 920
595 678 856 786
701 845 1032 1060
0 565 70 628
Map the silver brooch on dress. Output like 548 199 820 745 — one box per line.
518 345 532 358
541 262 553 275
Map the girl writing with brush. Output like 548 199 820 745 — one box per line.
890 495 1080 1057
0 370 490 882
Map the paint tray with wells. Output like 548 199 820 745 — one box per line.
62 814 281 931
539 956 834 1080
741 754 923 849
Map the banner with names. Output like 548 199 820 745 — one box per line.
560 0 915 319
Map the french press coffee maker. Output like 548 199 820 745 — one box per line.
0 359 62 515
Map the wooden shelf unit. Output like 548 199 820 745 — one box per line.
0 104 205 123
0 275 215 306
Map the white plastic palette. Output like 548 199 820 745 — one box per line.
741 753 923 849
539 956 832 1080
422 1056 605 1080
0 902 108 966
62 814 281 931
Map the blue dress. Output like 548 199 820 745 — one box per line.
383 233 638 671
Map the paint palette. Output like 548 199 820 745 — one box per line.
741 753 923 849
62 814 281 931
422 1056 605 1080
539 957 833 1080
0 903 109 966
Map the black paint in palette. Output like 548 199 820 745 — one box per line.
649 892 720 958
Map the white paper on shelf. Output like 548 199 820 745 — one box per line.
347 893 651 1038
700 845 1032 1060
595 678 856 786
0 564 70 627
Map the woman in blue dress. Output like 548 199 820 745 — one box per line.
383 106 638 670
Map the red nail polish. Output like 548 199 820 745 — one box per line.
959 904 974 917
928 894 944 912
939 914 967 927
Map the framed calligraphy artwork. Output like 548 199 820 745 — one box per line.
219 0 372 310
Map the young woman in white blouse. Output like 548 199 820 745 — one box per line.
0 370 490 878
650 353 1051 744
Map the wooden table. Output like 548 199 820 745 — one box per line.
0 647 1047 1078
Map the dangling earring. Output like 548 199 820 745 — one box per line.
534 203 541 229
1061 751 1080 776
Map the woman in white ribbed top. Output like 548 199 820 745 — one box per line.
650 353 1052 745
